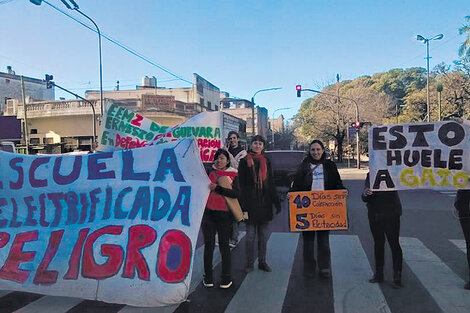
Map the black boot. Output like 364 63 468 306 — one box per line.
392 270 402 288
369 267 383 283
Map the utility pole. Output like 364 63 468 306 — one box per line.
21 76 29 154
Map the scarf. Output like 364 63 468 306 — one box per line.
246 152 267 190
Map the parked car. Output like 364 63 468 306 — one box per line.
0 141 16 153
264 150 306 188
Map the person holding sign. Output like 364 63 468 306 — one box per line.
290 139 346 279
203 149 240 289
239 135 281 273
454 189 470 290
227 131 247 248
362 172 403 288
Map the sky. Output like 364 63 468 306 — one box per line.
1 0 469 121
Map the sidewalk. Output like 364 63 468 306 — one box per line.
335 159 369 172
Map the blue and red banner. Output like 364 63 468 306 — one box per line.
0 138 209 307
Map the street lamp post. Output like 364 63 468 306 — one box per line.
31 0 104 116
271 107 291 149
299 88 361 169
416 33 444 122
251 88 282 137
49 79 97 151
437 82 443 121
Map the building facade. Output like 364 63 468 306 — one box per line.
4 73 246 154
0 66 54 113
220 96 270 138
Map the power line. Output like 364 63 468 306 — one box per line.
42 0 193 85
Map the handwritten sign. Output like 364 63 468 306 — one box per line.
288 190 348 231
0 138 210 307
98 103 224 162
369 121 470 191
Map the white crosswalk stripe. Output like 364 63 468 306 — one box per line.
331 235 391 313
3 234 470 312
224 232 299 313
400 237 470 313
440 191 457 197
13 296 83 313
450 239 467 253
118 232 246 313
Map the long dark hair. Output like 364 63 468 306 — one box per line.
213 148 231 168
307 139 326 164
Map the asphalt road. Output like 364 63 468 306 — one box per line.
1 168 469 313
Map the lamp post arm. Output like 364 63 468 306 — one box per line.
51 82 97 151
250 87 282 137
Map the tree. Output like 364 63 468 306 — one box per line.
459 15 470 60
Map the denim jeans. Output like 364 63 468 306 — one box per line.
245 222 269 265
202 210 232 280
302 230 330 271
369 216 403 271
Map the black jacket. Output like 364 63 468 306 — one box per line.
238 154 280 224
290 157 345 192
455 190 470 218
361 173 402 221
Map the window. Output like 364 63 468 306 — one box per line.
30 129 38 134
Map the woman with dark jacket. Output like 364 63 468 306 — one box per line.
454 189 470 290
238 135 281 273
202 149 239 289
290 139 346 279
362 172 403 288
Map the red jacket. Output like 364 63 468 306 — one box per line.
206 167 239 211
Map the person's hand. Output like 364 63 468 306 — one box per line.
363 188 373 196
243 212 249 220
209 182 217 191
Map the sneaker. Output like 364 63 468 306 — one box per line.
369 274 384 283
219 277 232 289
258 262 272 272
465 282 470 290
229 240 238 248
203 276 214 288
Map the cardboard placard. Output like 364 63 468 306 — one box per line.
288 190 348 231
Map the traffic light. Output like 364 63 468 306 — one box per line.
45 74 54 89
296 85 302 97
351 121 364 129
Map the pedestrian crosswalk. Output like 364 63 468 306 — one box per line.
1 234 470 313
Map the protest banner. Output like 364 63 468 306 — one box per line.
98 103 224 162
369 121 470 191
0 138 210 307
288 190 348 232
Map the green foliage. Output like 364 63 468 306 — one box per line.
459 15 470 59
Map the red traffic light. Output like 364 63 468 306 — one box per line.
296 85 302 97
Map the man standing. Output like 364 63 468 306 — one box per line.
227 131 247 248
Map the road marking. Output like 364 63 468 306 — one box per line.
13 295 83 313
0 290 11 298
401 237 470 313
119 232 246 313
450 239 467 253
439 191 457 197
330 235 391 313
224 232 299 313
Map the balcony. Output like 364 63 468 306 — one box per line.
16 99 98 119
